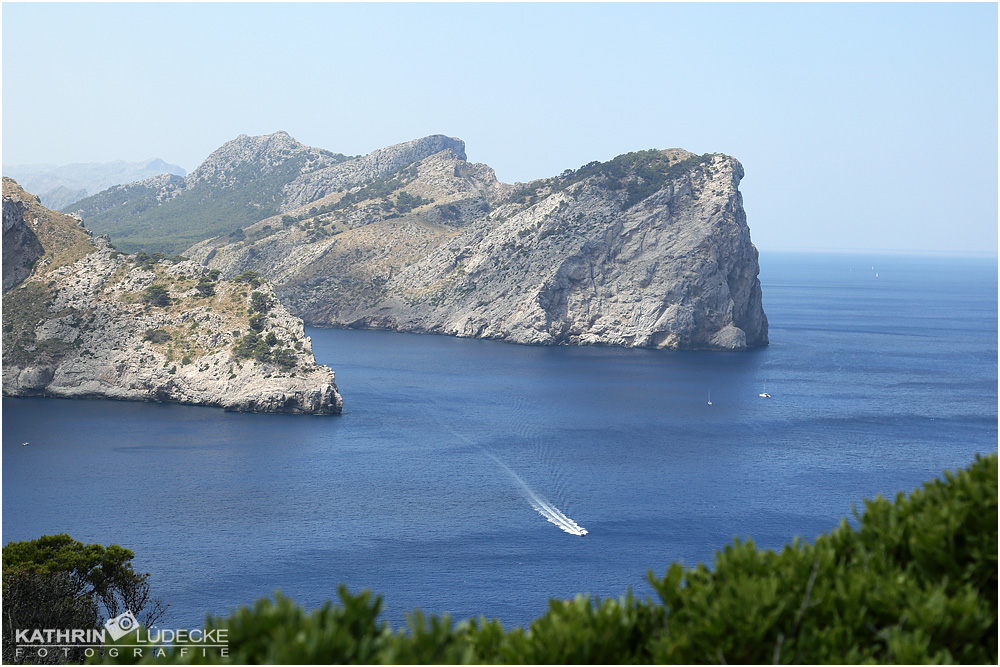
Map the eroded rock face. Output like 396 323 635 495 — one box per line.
280 134 468 211
3 191 43 292
188 145 768 351
2 178 342 414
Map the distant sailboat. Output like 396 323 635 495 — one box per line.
759 381 771 398
707 390 712 406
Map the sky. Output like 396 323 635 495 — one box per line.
2 2 997 255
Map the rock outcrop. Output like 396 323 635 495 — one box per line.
2 194 43 292
185 142 768 350
279 134 468 210
2 178 342 414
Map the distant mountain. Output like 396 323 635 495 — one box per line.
2 158 186 210
67 132 464 256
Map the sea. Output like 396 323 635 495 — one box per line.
2 252 997 631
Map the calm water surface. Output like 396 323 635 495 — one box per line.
3 252 996 629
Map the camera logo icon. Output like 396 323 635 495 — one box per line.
104 611 139 641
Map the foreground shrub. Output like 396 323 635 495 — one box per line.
100 454 996 664
3 535 167 664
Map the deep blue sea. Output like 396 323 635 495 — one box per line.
3 252 997 631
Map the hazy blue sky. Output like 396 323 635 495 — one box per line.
3 3 996 254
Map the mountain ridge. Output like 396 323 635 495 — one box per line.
67 132 466 255
2 158 186 211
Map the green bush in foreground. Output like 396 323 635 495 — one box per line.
104 454 996 665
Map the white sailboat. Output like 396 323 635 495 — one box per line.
759 381 771 398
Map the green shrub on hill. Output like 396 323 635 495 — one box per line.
232 271 262 288
249 292 272 313
95 454 995 665
509 150 717 212
141 284 171 307
142 328 171 343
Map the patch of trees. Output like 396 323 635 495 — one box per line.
249 291 272 313
142 328 171 343
195 275 216 297
283 165 433 225
2 534 166 664
436 203 463 222
231 330 297 370
232 271 262 289
393 191 432 214
98 454 996 665
509 181 550 206
509 150 715 212
131 252 168 270
141 284 171 307
248 313 266 332
72 155 315 255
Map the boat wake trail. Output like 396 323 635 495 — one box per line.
478 448 588 537
350 380 587 537
436 416 588 537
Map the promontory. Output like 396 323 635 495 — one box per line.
2 177 342 414
69 132 768 351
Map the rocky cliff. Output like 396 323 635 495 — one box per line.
2 194 43 292
185 141 768 350
2 178 342 414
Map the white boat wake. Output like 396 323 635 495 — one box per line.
478 448 588 537
357 383 588 537
435 414 588 536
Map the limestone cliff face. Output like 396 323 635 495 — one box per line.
374 153 767 349
2 192 43 292
2 178 342 414
187 145 768 350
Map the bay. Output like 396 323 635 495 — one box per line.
2 252 996 630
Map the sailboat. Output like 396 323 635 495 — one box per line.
707 390 712 406
759 381 771 398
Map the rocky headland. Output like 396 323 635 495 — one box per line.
180 134 768 350
2 177 342 414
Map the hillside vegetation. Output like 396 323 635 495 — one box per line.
3 157 185 210
67 153 344 256
102 453 996 664
66 133 462 255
